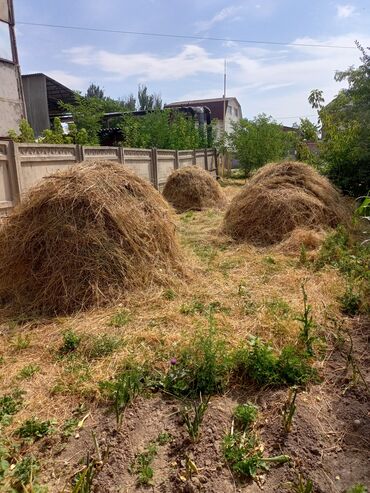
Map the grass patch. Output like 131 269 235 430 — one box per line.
17 364 40 380
109 309 131 327
59 329 81 355
84 334 122 359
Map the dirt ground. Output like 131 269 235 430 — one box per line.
0 182 368 492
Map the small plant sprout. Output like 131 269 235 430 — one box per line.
12 334 31 351
346 485 368 493
296 283 316 356
16 417 55 441
17 363 40 380
59 329 81 355
130 442 157 486
282 386 298 433
182 394 211 442
290 472 314 493
299 244 308 265
163 288 176 300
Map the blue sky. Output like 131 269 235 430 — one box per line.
14 0 370 124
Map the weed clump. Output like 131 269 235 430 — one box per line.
0 161 183 315
223 161 349 246
163 166 226 213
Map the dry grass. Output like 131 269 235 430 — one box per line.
163 166 227 213
0 184 345 438
223 161 350 246
0 161 183 315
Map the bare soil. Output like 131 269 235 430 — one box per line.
38 317 369 493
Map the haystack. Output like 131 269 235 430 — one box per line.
163 166 226 213
0 161 183 315
222 161 349 246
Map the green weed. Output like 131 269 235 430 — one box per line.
180 299 229 316
0 389 24 425
156 432 172 445
266 298 291 318
59 329 81 355
62 417 79 438
290 473 314 492
299 244 308 265
17 364 40 380
109 309 131 327
11 456 47 492
296 284 316 356
180 211 195 223
72 455 97 493
100 364 146 425
223 406 289 480
339 285 361 316
182 394 210 442
130 442 157 486
163 312 230 397
16 418 55 441
233 403 258 430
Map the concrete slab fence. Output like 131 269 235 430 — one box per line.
0 141 218 216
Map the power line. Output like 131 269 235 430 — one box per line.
17 21 358 50
274 114 317 120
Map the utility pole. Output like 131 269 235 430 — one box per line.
222 59 229 177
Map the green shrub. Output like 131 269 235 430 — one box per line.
0 389 24 425
233 403 258 430
339 285 361 316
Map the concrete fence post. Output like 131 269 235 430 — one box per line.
174 149 179 170
8 140 22 203
151 148 159 190
76 144 85 163
204 148 208 171
118 147 125 165
192 149 196 165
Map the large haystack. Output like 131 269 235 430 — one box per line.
163 166 226 213
222 161 350 246
0 161 183 315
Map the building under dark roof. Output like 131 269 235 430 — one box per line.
22 73 76 137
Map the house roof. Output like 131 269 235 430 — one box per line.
165 97 241 120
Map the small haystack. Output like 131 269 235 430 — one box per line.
222 161 349 246
0 161 183 315
275 228 326 255
163 166 226 213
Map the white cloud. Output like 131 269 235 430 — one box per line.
65 45 224 82
336 4 356 18
45 70 86 90
195 6 242 32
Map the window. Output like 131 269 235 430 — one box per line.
227 106 232 115
0 21 13 61
234 107 239 117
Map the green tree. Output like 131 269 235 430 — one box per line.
229 114 294 175
294 118 318 141
311 43 370 195
86 83 104 99
8 119 35 143
137 84 162 110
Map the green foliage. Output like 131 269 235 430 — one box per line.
72 456 96 493
163 312 230 397
109 310 131 327
229 114 295 175
11 334 31 351
233 403 258 430
290 473 314 492
339 285 361 316
17 364 40 380
0 389 24 425
99 364 146 425
8 119 35 143
86 83 104 99
294 118 318 141
119 109 207 149
182 394 210 442
234 337 317 387
59 329 82 355
163 288 176 301
311 44 370 195
137 84 162 110
16 418 55 441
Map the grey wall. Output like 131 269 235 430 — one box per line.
22 75 50 137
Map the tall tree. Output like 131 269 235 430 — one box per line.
85 83 104 99
137 84 162 110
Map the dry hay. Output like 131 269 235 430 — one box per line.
222 161 350 246
275 227 326 255
163 166 226 213
0 161 183 315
